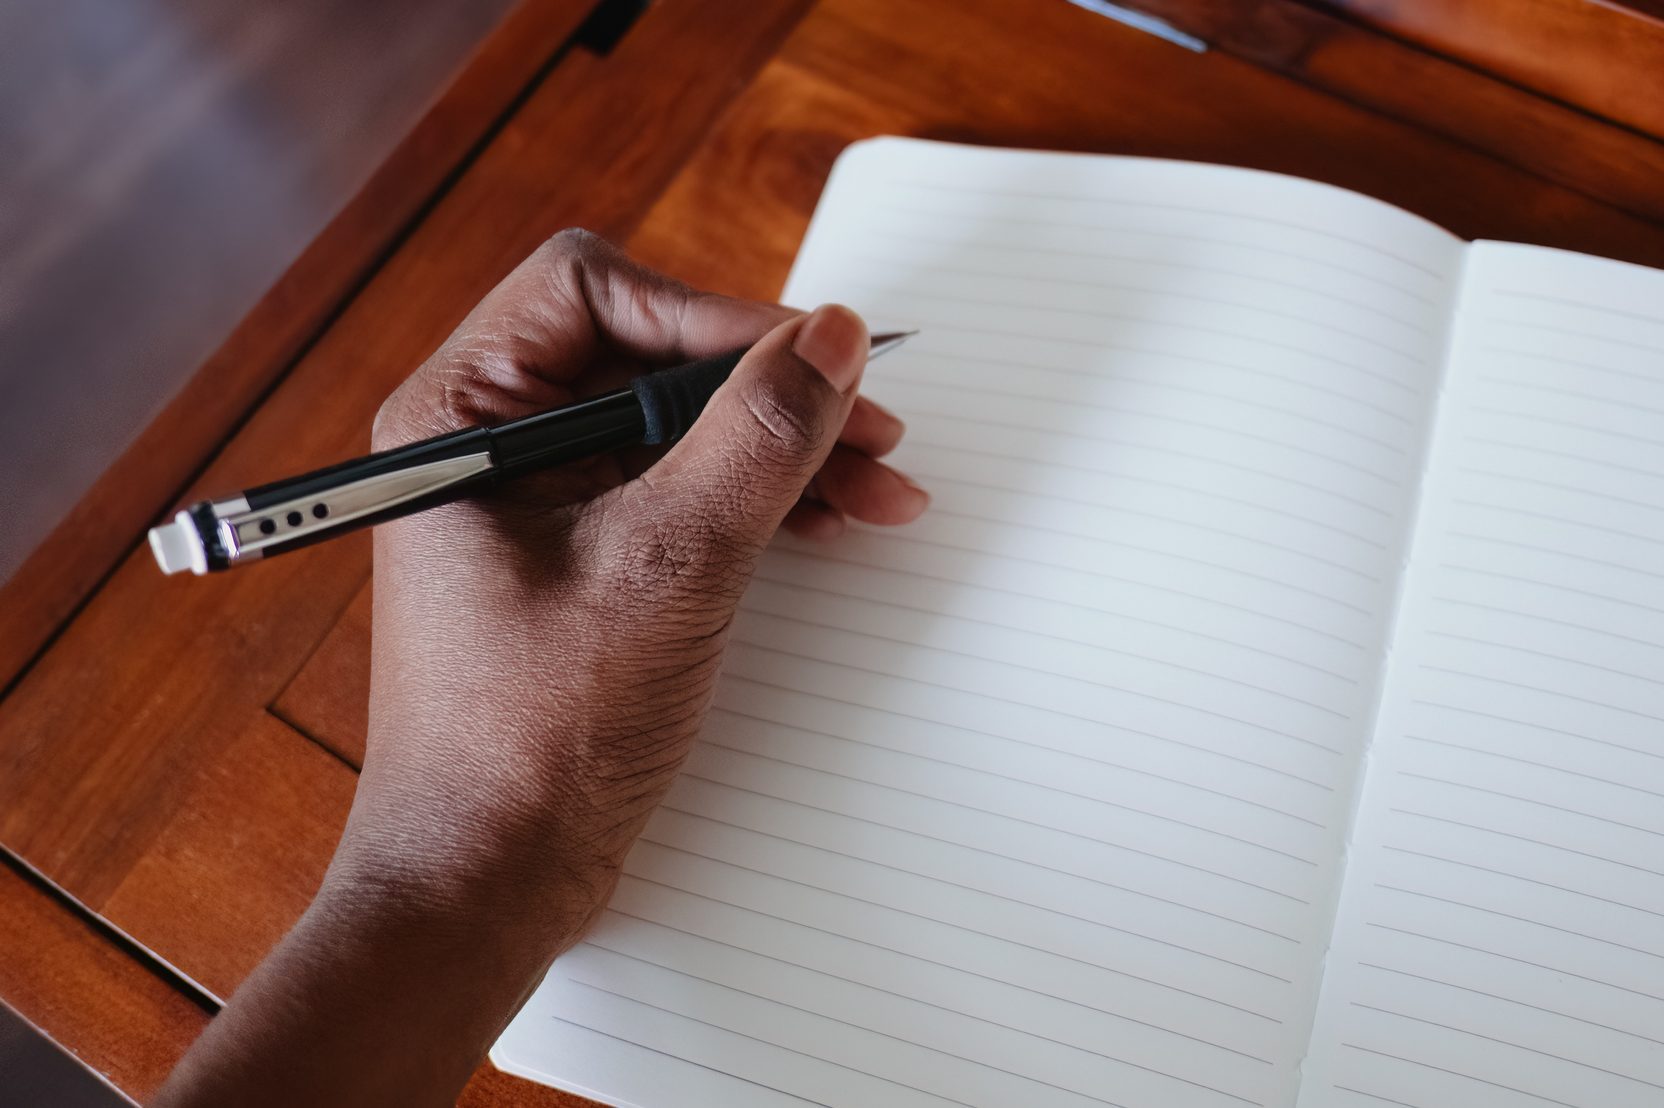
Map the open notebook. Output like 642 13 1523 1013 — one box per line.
493 138 1664 1107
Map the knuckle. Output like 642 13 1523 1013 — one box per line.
737 370 825 462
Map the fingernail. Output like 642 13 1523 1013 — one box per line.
793 304 868 394
899 472 932 508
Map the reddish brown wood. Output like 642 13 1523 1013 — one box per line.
0 862 208 1101
1111 0 1664 228
12 0 1664 1104
273 583 374 768
98 711 356 1001
0 0 597 695
1310 0 1664 140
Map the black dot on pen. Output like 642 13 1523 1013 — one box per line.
286 511 303 527
312 503 329 519
259 519 277 535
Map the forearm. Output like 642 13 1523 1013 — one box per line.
151 862 567 1107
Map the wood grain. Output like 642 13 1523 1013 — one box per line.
0 0 815 910
0 0 596 695
272 583 374 769
0 861 209 1102
12 0 1664 1103
1108 0 1664 228
98 711 356 1002
1312 0 1664 140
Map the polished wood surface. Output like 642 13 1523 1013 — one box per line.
1313 0 1664 139
0 0 597 694
0 0 526 593
5 0 1664 1102
1118 0 1664 226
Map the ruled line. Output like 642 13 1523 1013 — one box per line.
899 410 1396 514
902 336 1418 422
1492 290 1664 331
830 528 1369 648
1390 809 1664 882
879 373 1402 482
891 358 1409 461
855 258 1429 361
1444 531 1664 583
637 839 1286 1022
735 637 1347 758
652 806 1300 975
861 231 1434 330
1419 664 1664 728
564 980 984 1108
1357 961 1664 1047
1404 733 1664 797
1474 373 1664 420
868 202 1443 303
577 944 1183 1106
1458 465 1664 518
1338 1044 1578 1108
1469 404 1664 451
1466 433 1664 483
1438 562 1664 625
740 606 1350 720
685 742 1316 892
712 691 1328 828
754 559 1358 684
905 453 1391 557
1350 1003 1664 1092
1446 500 1664 555
911 492 1377 605
1427 596 1664 654
1424 630 1664 690
1397 771 1664 841
1364 922 1664 1004
1370 884 1664 962
538 1013 832 1107
1479 345 1664 391
1332 1086 1424 1108
725 667 1337 792
1379 846 1664 922
867 299 1418 400
1487 316 1664 357
611 877 1276 1061
882 181 1447 276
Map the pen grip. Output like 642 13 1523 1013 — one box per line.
629 349 745 445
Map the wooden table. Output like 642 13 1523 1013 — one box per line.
4 0 1663 1102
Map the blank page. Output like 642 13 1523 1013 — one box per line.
1299 243 1664 1107
495 138 1463 1107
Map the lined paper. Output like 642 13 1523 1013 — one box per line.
1299 244 1664 1107
496 138 1463 1107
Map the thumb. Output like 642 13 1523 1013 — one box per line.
642 303 868 555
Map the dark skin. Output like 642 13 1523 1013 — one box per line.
152 230 928 1107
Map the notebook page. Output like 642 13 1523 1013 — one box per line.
495 138 1463 1107
1298 243 1664 1107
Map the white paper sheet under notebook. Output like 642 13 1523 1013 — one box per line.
493 138 1664 1107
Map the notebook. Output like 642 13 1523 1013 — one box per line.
491 138 1664 1108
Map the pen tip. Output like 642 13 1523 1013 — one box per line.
868 329 919 359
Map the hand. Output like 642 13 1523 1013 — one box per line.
348 227 927 934
154 230 927 1107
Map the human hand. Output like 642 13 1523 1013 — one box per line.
333 229 927 946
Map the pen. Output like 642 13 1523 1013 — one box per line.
148 331 916 576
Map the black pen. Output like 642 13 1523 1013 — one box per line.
149 331 917 575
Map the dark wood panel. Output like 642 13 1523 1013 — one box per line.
273 583 374 768
1311 0 1664 139
0 0 526 585
98 712 356 1002
0 0 598 695
0 0 816 929
1111 0 1664 229
0 863 209 1102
